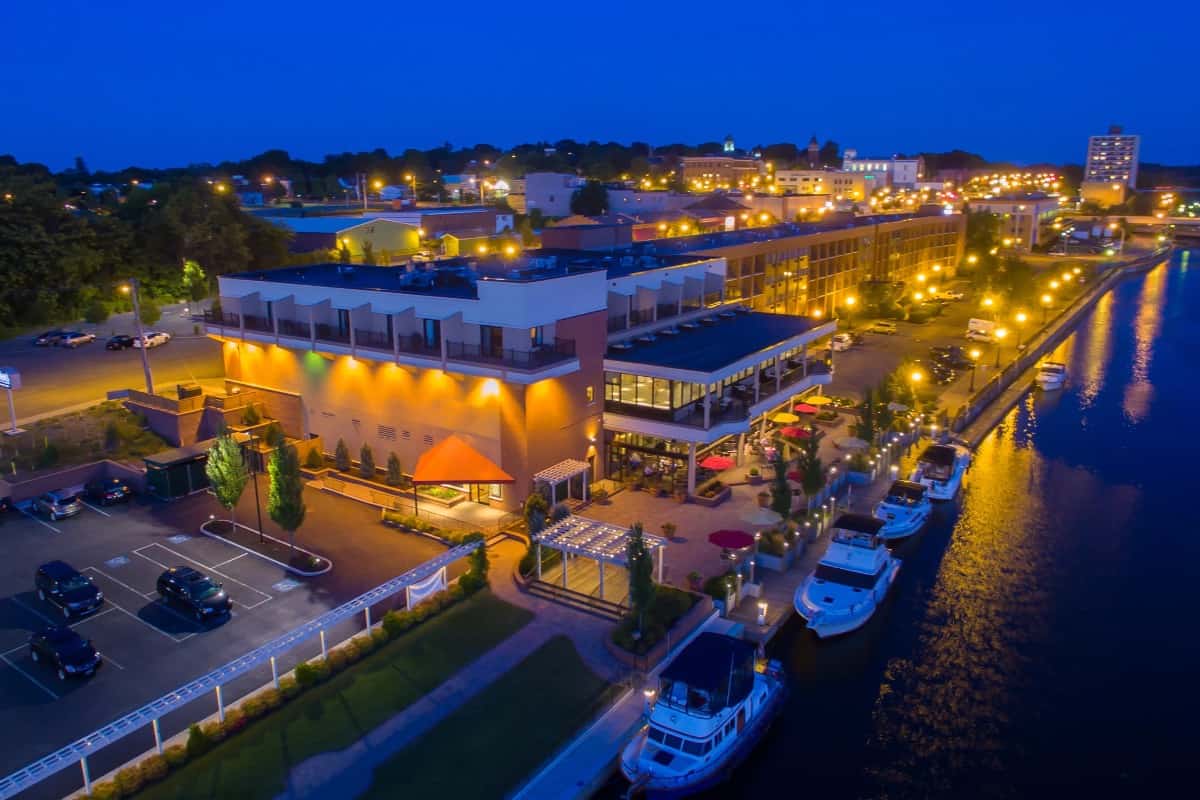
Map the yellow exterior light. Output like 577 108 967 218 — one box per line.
995 327 1008 341
1015 312 1027 324
982 296 994 308
910 370 923 384
476 244 488 255
967 254 978 265
504 244 516 256
969 348 981 360
811 308 824 318
1041 293 1052 305
1050 280 1060 290
914 291 924 301
845 296 857 307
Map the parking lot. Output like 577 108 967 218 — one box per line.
0 488 450 797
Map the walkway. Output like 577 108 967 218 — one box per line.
274 540 625 800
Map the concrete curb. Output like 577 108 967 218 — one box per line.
199 520 333 577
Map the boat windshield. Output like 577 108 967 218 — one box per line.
814 563 883 590
659 677 717 715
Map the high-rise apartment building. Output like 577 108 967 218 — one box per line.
1085 125 1140 187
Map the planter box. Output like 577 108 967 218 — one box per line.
690 485 732 507
813 415 841 428
755 549 795 572
713 598 727 617
742 581 763 598
605 595 715 670
847 470 873 485
746 473 763 485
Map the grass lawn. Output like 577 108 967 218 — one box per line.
138 590 533 800
362 635 620 800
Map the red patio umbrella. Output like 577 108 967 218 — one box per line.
698 455 735 471
778 426 812 439
707 529 755 549
793 403 819 414
786 470 802 482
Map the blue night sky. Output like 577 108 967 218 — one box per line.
3 0 1197 171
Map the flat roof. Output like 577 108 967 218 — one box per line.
262 217 413 234
608 311 821 373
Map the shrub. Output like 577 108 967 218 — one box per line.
240 695 265 719
138 754 169 784
163 744 187 768
201 720 226 744
305 447 324 469
295 661 321 688
241 403 261 426
661 522 677 539
359 443 375 479
84 298 109 324
386 452 403 486
186 723 212 758
221 707 247 735
371 627 390 647
139 298 162 325
353 634 376 655
279 675 300 699
334 438 351 471
340 640 362 663
259 687 283 710
549 503 570 523
89 781 119 800
37 443 59 469
703 573 735 603
312 659 332 682
382 609 414 638
591 487 609 503
114 767 144 796
327 647 349 672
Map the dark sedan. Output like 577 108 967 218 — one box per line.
105 335 135 350
29 626 102 681
157 567 232 622
33 330 66 346
85 478 132 505
35 560 104 619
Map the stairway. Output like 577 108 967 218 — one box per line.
524 581 625 621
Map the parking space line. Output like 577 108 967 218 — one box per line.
100 597 195 643
10 596 59 627
0 653 59 700
80 500 111 517
18 507 60 534
1 643 28 658
100 651 126 671
70 607 118 627
135 544 273 608
85 566 155 600
212 553 247 569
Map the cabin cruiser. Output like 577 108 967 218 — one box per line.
872 480 932 541
910 442 971 501
1036 361 1067 390
793 514 901 638
621 633 785 798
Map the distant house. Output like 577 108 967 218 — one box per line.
261 217 420 262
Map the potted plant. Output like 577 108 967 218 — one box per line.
661 522 677 540
592 487 609 504
687 571 703 592
756 490 771 508
747 466 762 485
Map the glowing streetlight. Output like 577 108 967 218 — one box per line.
916 273 927 283
968 348 982 391
913 291 924 302
967 254 978 265
1050 280 1060 290
1041 293 1053 323
120 280 154 394
1014 311 1027 346
404 173 416 202
844 295 857 330
993 327 1008 367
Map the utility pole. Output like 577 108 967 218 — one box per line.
249 430 265 543
125 279 154 394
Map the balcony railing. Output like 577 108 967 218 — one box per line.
354 329 392 352
444 338 576 370
397 333 441 358
243 314 273 333
203 310 240 327
629 308 654 326
607 314 628 333
278 318 311 339
656 303 679 321
314 323 351 345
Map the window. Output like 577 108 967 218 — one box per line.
421 318 440 349
663 734 683 751
385 314 394 343
586 385 595 404
336 308 351 337
647 726 666 743
682 739 705 756
530 326 545 347
489 483 503 500
480 325 503 357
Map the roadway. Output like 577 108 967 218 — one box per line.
0 303 223 423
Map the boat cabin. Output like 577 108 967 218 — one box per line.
658 633 756 718
916 444 958 481
882 479 928 507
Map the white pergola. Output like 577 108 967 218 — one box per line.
533 459 591 505
533 516 667 601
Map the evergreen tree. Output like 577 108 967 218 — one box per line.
268 443 306 554
359 443 375 479
386 452 403 486
334 438 350 471
770 448 791 517
205 432 249 529
625 522 656 636
796 425 825 511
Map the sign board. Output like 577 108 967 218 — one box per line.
0 368 20 390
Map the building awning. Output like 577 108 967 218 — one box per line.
533 459 590 485
411 435 514 485
534 516 666 566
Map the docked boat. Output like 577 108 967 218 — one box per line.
620 633 786 798
872 479 932 541
909 442 971 501
1036 361 1067 390
793 514 901 638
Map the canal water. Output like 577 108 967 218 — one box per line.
605 250 1198 799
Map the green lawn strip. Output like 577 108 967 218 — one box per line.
362 635 621 800
138 590 533 800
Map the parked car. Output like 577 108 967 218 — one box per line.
105 335 135 350
132 331 171 348
966 329 994 343
29 626 102 681
35 560 104 619
57 331 96 348
869 320 899 335
848 331 866 345
830 333 854 352
157 567 232 622
33 330 66 346
85 478 132 506
34 489 83 521
940 289 966 301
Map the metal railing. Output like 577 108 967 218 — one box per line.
354 329 392 351
444 338 576 370
314 323 351 345
0 543 481 799
243 314 272 333
202 310 240 327
397 332 441 358
278 318 311 339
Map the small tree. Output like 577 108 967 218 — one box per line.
241 403 261 426
139 298 161 326
626 523 656 637
855 387 877 443
385 452 403 486
338 244 351 263
206 432 249 529
334 438 351 471
523 492 549 536
361 241 377 265
182 259 208 301
796 424 825 511
84 298 109 324
304 447 324 469
359 443 375 479
268 443 306 554
569 180 609 216
770 448 791 517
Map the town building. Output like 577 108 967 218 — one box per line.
521 172 584 217
968 194 1062 250
842 150 925 188
261 217 420 263
1085 125 1140 187
205 248 835 510
773 169 871 201
678 156 764 189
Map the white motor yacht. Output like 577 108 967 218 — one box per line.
910 442 971 501
1036 361 1067 390
793 514 901 638
872 480 932 541
621 633 786 798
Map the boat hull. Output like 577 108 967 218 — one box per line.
793 561 901 638
1036 376 1065 391
873 505 930 541
621 679 787 799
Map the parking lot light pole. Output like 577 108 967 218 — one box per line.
122 279 154 394
249 431 265 544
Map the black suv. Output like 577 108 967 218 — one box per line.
29 626 102 681
35 561 104 619
85 478 132 505
157 567 232 622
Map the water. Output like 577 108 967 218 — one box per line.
604 250 1200 799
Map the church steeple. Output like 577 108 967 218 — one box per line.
807 134 820 167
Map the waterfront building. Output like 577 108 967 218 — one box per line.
1085 125 1140 187
968 193 1062 250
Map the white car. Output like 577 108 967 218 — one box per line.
133 331 171 348
940 289 966 301
830 333 854 352
57 332 96 348
869 320 898 335
965 329 993 343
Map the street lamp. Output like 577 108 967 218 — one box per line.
1041 293 1053 323
993 327 1008 367
404 173 416 204
1014 311 1027 347
844 295 857 329
982 295 995 320
968 348 981 391
120 279 154 394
